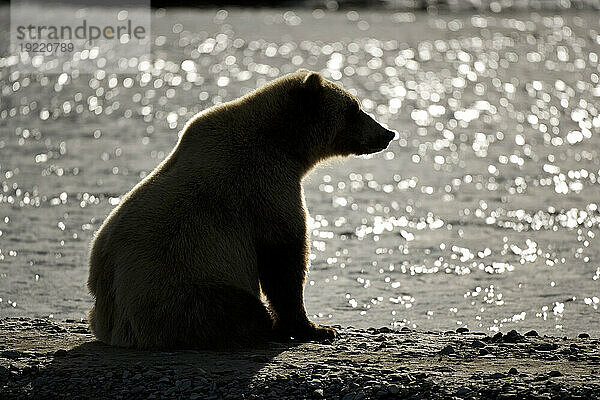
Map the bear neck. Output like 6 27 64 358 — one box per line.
180 90 323 180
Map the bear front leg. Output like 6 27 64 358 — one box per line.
257 239 337 342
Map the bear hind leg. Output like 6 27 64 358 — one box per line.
128 283 273 349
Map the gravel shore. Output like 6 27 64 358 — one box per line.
1 318 599 399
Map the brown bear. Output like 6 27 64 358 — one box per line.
87 69 395 349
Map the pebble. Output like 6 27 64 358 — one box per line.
487 372 507 380
456 387 471 396
535 343 558 351
578 333 590 339
53 349 67 357
3 318 600 399
456 327 469 334
131 386 144 393
524 330 539 337
2 351 22 359
503 330 524 344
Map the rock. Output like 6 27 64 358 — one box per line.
130 386 144 394
313 388 324 398
440 345 454 355
497 394 518 400
413 372 427 380
471 340 486 348
122 370 130 379
342 393 355 400
492 332 503 342
503 330 524 343
579 333 590 339
378 327 392 333
388 385 400 395
457 327 469 334
548 371 563 377
535 343 558 351
456 386 471 396
53 349 67 357
508 367 518 375
479 348 490 356
524 330 539 337
487 372 507 379
2 350 22 359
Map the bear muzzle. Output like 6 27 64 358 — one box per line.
357 112 397 155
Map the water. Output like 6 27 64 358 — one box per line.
1 7 599 336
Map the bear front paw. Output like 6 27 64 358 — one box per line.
273 322 337 343
311 325 338 341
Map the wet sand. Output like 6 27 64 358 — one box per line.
1 317 599 399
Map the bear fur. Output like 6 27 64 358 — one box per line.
87 69 395 349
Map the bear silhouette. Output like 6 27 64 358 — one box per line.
87 69 396 348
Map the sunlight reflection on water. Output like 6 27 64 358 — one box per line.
0 7 599 335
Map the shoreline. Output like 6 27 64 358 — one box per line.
1 318 599 399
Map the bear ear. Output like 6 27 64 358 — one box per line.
302 71 322 93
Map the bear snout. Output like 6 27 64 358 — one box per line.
365 129 395 153
357 113 396 154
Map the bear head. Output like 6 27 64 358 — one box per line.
286 69 396 164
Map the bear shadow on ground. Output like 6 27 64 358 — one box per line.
28 339 293 398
